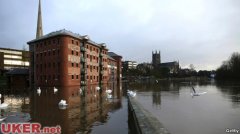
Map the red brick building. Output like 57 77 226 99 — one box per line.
28 0 122 88
28 30 121 88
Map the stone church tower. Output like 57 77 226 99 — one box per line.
152 50 161 67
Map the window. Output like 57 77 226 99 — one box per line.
76 63 78 67
72 40 74 44
72 50 74 55
72 75 74 79
76 52 78 56
72 63 74 67
90 66 92 72
76 75 79 79
90 46 92 51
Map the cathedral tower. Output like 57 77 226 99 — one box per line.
152 50 161 67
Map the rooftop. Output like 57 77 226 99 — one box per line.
27 29 103 47
108 52 122 58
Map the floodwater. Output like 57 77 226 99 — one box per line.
130 80 240 134
0 83 129 134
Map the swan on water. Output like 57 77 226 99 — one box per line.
106 89 112 94
0 117 6 122
58 100 68 106
127 90 136 97
54 87 58 93
95 86 100 91
0 94 8 109
191 87 207 96
37 87 41 94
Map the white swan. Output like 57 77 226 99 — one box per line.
127 90 136 97
54 87 58 93
37 87 41 94
0 117 6 122
106 89 112 94
107 94 112 99
191 87 207 96
0 94 8 109
95 86 100 91
58 100 68 106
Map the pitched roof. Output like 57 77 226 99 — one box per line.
108 52 122 58
27 29 102 47
107 55 116 61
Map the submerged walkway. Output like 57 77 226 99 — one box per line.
128 96 170 134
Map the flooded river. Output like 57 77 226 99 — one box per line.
130 80 240 134
0 83 129 134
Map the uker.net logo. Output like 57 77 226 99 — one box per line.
0 123 61 134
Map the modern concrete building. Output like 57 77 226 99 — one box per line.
0 48 30 72
123 61 137 70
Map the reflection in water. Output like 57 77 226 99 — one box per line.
216 81 240 108
152 92 161 108
0 82 124 134
131 81 240 134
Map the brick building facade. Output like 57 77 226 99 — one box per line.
28 30 122 88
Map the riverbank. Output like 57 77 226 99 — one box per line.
128 96 170 134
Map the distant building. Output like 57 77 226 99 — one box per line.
0 48 30 74
152 50 179 74
152 51 161 67
108 52 122 84
123 61 137 70
137 63 153 73
6 68 29 88
160 62 179 74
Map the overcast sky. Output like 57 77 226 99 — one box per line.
1 0 240 70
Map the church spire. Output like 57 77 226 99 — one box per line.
36 0 43 39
